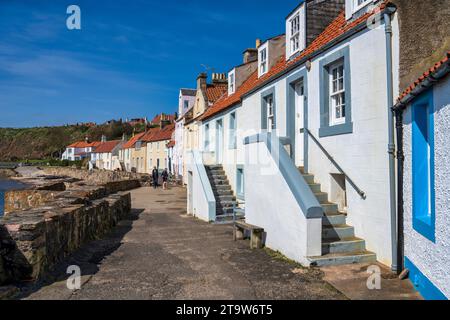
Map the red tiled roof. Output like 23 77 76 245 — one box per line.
122 132 146 149
200 2 388 121
94 140 121 153
206 84 228 104
397 51 450 103
167 140 175 148
68 141 101 148
151 113 175 124
142 124 175 143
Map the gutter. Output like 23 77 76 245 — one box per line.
384 4 398 273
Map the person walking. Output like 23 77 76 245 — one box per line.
162 168 169 190
152 167 159 189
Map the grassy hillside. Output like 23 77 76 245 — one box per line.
0 121 141 161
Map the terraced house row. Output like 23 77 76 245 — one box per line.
62 113 176 175
173 0 450 300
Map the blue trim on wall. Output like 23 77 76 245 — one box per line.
236 165 245 200
286 68 308 171
319 46 353 138
412 89 436 243
261 87 276 130
244 133 323 219
405 257 447 300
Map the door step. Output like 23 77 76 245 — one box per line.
322 225 355 240
322 237 366 254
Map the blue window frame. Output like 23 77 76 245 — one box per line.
229 112 237 149
236 166 245 200
319 46 353 137
412 89 435 243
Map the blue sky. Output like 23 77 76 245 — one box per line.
0 0 300 128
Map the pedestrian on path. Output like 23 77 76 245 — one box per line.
162 168 169 190
152 167 159 189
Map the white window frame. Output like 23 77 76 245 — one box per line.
329 61 346 126
290 14 300 55
228 70 236 95
266 96 275 132
258 43 269 77
353 0 372 13
204 123 210 151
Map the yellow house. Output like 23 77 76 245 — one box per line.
145 124 175 173
121 132 146 173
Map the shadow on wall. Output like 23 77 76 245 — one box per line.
8 208 145 299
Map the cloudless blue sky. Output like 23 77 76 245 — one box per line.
0 0 300 127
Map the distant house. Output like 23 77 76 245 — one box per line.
119 132 146 173
150 113 175 127
61 138 101 161
174 88 196 181
143 123 175 173
92 138 126 171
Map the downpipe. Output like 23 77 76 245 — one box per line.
384 5 399 273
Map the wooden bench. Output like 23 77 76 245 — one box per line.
233 221 264 249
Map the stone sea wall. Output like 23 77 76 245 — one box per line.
0 168 140 286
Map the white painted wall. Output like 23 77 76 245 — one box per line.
403 78 450 298
244 141 322 265
186 151 216 222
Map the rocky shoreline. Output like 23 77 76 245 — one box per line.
0 169 19 180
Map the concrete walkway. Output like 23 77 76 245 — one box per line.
20 187 345 300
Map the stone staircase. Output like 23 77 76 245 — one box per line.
205 165 245 224
298 167 377 267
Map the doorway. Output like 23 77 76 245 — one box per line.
188 171 193 215
295 81 305 167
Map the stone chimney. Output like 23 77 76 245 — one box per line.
306 0 345 47
197 73 207 92
243 48 258 64
212 73 227 84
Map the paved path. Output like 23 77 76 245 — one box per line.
21 187 344 300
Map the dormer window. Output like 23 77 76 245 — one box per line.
228 70 236 95
286 4 305 60
258 42 269 77
346 0 373 19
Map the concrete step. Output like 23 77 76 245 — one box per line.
217 200 237 207
314 192 328 203
210 178 229 186
302 174 315 184
322 213 347 226
322 237 366 254
216 208 235 215
214 213 245 224
213 189 234 196
207 169 225 176
322 225 355 240
308 183 322 193
208 173 227 179
307 251 377 267
322 203 339 214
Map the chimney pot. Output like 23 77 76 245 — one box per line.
256 38 262 48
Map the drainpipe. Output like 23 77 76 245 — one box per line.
384 4 398 273
394 107 404 274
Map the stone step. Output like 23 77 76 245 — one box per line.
302 174 315 184
307 251 377 267
314 192 328 203
322 203 339 214
216 195 236 202
213 190 234 196
207 169 225 175
206 165 223 171
214 213 245 224
322 237 366 254
210 178 229 186
217 200 237 208
216 208 235 215
322 213 347 226
322 225 355 240
308 183 322 193
208 173 227 179
212 185 232 191
298 166 305 174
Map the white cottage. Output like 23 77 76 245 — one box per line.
187 0 403 269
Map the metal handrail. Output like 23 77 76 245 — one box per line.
300 128 366 199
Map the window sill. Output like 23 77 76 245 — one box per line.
413 215 435 243
319 122 353 137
